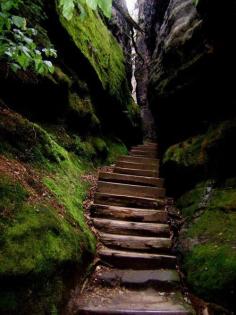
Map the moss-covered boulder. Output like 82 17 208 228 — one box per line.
177 180 236 311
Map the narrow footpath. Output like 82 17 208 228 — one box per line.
75 143 195 315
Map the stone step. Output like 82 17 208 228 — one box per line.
97 181 166 199
132 145 158 152
130 149 158 158
98 233 171 253
139 142 158 147
99 248 177 269
99 172 164 187
90 204 168 223
94 192 165 209
77 288 194 315
97 268 180 290
116 161 158 171
118 155 159 166
93 218 170 237
114 167 159 177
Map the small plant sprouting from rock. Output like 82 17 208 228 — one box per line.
0 0 57 74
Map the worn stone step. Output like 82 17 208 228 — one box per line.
116 161 158 171
97 181 166 199
98 233 171 253
90 204 168 223
97 268 180 290
99 248 177 269
94 193 165 209
114 167 159 177
99 172 164 187
77 287 194 315
93 218 170 237
130 149 158 158
118 155 159 166
139 143 158 147
132 145 158 152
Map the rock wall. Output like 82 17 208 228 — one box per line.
138 0 236 148
0 0 141 146
135 0 159 140
109 0 133 85
136 0 236 311
0 1 141 314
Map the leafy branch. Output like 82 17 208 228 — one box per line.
0 0 57 75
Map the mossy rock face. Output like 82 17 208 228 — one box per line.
177 179 236 311
0 107 67 163
0 167 96 314
68 92 100 132
0 104 129 314
0 107 98 314
58 3 129 105
163 119 236 196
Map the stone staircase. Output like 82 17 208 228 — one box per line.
76 143 195 315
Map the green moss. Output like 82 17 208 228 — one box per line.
53 66 73 88
178 179 236 308
68 92 100 130
58 3 128 104
0 108 99 314
126 99 142 128
0 175 28 218
0 157 96 313
105 137 128 164
43 155 96 247
177 182 206 218
184 244 236 299
0 108 67 163
163 135 205 167
163 119 236 179
0 103 130 314
41 123 127 166
209 187 236 211
0 173 95 276
187 209 236 243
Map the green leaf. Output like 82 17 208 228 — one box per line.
15 52 30 69
44 60 54 73
1 1 15 12
86 0 98 10
11 62 21 72
11 16 26 29
76 2 86 19
97 0 112 18
59 0 75 20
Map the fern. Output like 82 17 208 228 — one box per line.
59 0 112 21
